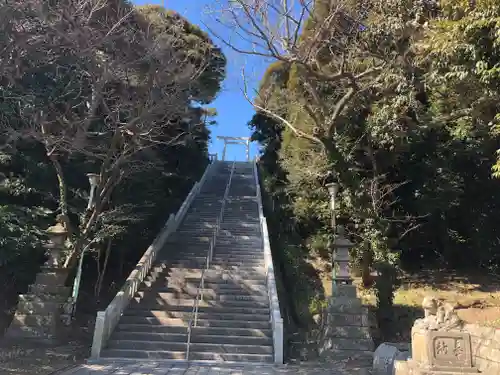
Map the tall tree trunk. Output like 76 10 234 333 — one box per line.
47 151 72 235
361 245 374 288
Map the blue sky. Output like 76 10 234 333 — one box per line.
133 0 268 161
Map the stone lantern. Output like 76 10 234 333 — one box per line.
45 222 68 267
332 225 353 289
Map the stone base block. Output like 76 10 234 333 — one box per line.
411 328 478 371
35 267 68 285
328 295 363 311
29 284 70 295
332 284 358 299
319 296 374 363
326 325 372 339
325 310 370 327
4 313 62 344
5 266 70 344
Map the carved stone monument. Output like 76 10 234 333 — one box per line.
378 296 479 375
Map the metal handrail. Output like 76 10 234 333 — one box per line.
185 161 235 360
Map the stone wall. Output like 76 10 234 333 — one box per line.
465 323 500 374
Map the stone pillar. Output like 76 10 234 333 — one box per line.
373 343 411 375
4 223 71 344
221 141 227 161
318 226 374 366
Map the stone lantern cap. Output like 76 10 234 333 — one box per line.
333 235 353 247
46 222 67 237
333 226 353 248
86 173 100 186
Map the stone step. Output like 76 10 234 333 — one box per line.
165 243 262 251
165 237 212 243
167 254 264 264
179 274 267 283
212 254 265 260
112 331 273 346
136 288 268 300
319 349 373 364
326 338 374 351
214 248 263 254
158 252 210 260
158 267 266 278
100 348 273 362
122 309 270 321
326 312 370 327
16 298 63 315
175 232 261 238
175 230 217 236
167 260 264 268
28 284 70 295
168 234 262 241
214 251 264 257
127 303 270 315
210 263 265 269
131 295 269 309
19 294 67 303
217 235 262 241
143 279 267 291
107 339 273 355
220 227 261 232
35 270 68 285
116 324 272 338
117 324 187 334
326 325 372 339
182 212 219 217
119 316 271 329
8 313 56 325
218 232 262 237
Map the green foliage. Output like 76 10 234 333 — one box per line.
0 1 225 304
250 0 500 334
136 5 226 103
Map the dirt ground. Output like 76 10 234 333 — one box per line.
0 314 92 375
357 269 500 342
0 344 84 375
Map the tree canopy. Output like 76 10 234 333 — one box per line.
0 0 226 303
213 0 500 330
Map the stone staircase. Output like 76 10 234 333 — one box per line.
99 161 274 363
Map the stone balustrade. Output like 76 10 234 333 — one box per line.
253 161 284 364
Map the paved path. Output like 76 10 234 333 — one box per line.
59 362 371 375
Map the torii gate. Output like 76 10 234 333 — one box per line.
217 136 251 161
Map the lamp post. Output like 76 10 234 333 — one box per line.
86 173 100 210
325 181 339 232
326 180 339 293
